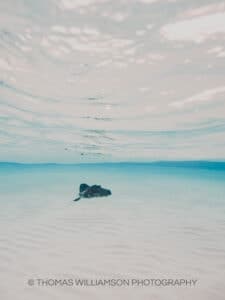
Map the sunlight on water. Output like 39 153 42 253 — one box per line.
0 0 225 162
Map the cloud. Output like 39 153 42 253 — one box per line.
161 12 225 43
170 86 225 108
138 0 158 4
181 3 225 18
57 0 108 10
40 25 135 59
207 46 225 58
101 11 128 22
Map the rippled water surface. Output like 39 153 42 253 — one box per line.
0 163 225 300
1 0 225 162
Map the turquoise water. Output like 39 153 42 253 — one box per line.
0 162 225 300
1 162 225 215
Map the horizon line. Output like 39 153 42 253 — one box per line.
1 160 225 166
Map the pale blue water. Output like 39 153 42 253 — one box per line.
0 162 225 300
1 162 225 215
1 162 225 233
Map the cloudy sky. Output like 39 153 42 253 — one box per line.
0 0 225 162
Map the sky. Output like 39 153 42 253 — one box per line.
0 0 225 163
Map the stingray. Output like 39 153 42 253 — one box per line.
74 183 112 201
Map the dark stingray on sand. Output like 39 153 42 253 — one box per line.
74 183 112 201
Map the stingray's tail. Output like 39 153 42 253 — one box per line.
74 197 80 201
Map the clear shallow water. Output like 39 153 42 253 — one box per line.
0 162 225 300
